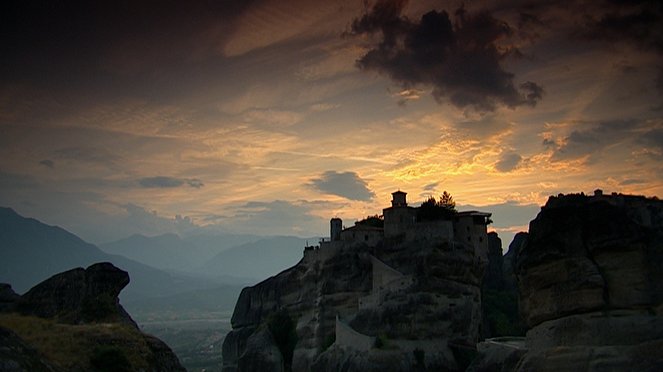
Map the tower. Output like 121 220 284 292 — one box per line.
391 191 407 207
330 218 342 241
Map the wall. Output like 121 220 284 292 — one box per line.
334 316 374 352
340 227 383 247
404 220 453 243
383 206 417 238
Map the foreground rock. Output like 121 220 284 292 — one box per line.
514 191 663 371
0 262 185 371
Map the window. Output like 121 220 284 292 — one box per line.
467 237 471 242
364 234 368 241
479 237 483 243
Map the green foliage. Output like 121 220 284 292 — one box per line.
482 289 525 337
417 191 457 221
90 346 131 372
374 333 387 349
355 214 384 228
267 310 298 371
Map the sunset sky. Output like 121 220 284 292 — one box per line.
1 0 662 246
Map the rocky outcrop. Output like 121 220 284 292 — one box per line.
482 232 503 291
514 192 663 371
502 232 526 294
0 262 185 371
223 232 488 371
16 262 136 327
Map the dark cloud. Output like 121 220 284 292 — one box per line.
350 1 543 111
138 176 204 189
495 152 523 172
423 182 439 191
638 127 663 157
309 171 374 201
38 159 54 169
583 1 663 53
53 146 121 169
549 120 636 162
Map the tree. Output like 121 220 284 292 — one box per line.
417 192 457 221
439 191 456 212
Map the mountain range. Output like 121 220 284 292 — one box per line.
0 207 309 304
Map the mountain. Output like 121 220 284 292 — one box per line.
100 233 204 271
199 236 308 282
0 207 220 301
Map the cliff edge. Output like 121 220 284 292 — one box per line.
514 192 663 371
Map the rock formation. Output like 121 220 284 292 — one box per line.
223 233 488 371
0 262 185 371
514 192 663 371
16 262 136 326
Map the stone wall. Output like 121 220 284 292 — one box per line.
334 316 374 352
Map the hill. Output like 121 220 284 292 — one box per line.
199 236 307 281
0 207 221 301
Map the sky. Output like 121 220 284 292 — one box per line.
1 0 662 247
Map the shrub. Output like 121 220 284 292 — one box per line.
267 310 297 371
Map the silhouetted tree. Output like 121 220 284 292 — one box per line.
439 191 456 212
417 192 457 221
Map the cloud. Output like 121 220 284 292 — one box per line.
138 176 204 189
53 146 121 168
495 152 523 172
620 178 646 185
243 108 303 127
637 127 663 157
582 1 663 54
39 159 54 169
548 120 636 162
309 171 375 201
349 1 543 111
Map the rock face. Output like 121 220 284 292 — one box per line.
482 232 503 291
17 262 136 326
515 192 663 371
1 262 185 371
223 233 488 371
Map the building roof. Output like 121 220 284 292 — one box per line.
343 225 384 232
457 211 492 217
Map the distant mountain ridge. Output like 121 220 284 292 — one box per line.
199 236 308 281
0 207 220 300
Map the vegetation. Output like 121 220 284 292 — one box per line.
355 214 384 228
0 313 151 370
417 191 457 221
482 289 525 337
267 309 298 371
374 333 387 349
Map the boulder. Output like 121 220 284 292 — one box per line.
17 262 136 326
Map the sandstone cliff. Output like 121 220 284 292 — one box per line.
223 234 488 371
0 262 185 371
510 192 663 371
